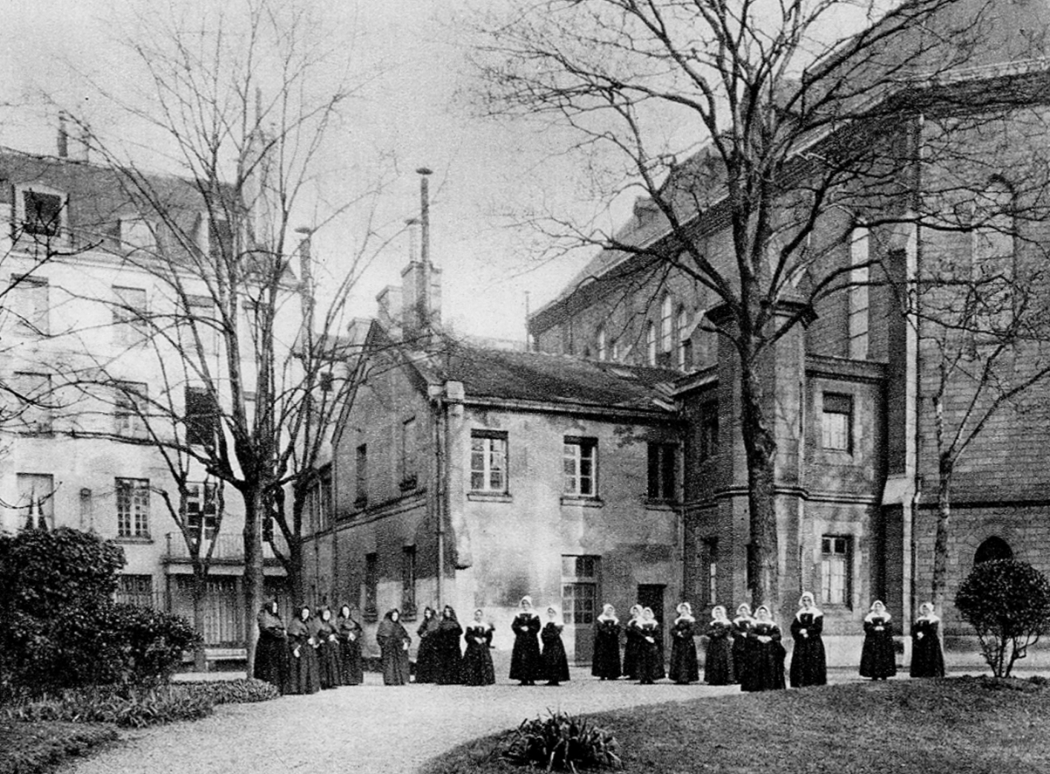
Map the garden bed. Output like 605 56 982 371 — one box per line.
0 721 117 774
421 676 1050 774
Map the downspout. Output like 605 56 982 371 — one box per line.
430 384 447 608
907 111 926 626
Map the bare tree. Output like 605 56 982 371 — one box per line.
50 0 397 674
470 0 1050 611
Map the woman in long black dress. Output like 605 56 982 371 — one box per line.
669 602 699 684
910 602 945 678
376 608 411 686
287 604 320 695
743 605 785 692
860 600 897 680
462 608 496 686
414 606 440 684
636 607 665 684
336 604 363 685
254 598 291 694
540 605 571 686
314 606 341 690
789 592 827 688
731 603 754 685
510 596 542 685
434 605 464 685
704 605 735 686
622 604 643 680
592 604 622 681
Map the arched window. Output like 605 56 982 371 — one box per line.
597 325 607 361
974 536 1013 565
660 294 673 353
848 226 870 360
646 321 656 366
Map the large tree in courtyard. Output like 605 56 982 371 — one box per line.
471 0 1050 612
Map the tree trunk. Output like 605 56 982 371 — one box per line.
191 573 208 672
739 349 780 615
242 485 266 679
932 452 953 612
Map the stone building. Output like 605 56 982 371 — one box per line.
0 138 295 658
528 0 1050 661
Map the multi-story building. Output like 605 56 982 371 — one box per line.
0 138 295 658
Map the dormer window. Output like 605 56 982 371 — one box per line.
15 185 67 242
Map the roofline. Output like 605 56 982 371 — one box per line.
458 394 680 423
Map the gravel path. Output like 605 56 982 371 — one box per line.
60 669 743 774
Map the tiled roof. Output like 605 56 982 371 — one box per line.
437 339 679 412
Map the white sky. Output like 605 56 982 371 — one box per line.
0 0 623 344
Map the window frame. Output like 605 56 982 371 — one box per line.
470 429 508 494
820 534 852 607
8 274 50 335
186 481 218 542
563 436 598 498
364 552 378 622
660 293 673 354
17 472 55 531
16 185 67 242
699 400 719 462
560 554 600 626
646 442 677 502
113 285 149 347
114 381 149 439
355 443 368 508
116 477 151 539
12 371 53 434
821 392 854 453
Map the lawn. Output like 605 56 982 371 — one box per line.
0 721 117 774
420 676 1050 774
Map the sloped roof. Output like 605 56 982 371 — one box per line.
437 338 679 413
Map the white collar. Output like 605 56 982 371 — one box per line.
796 608 823 620
865 610 891 622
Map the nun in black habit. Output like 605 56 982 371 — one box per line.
287 604 321 695
462 608 496 686
254 598 291 694
336 604 364 686
910 602 945 678
540 605 571 686
434 605 464 685
742 605 785 692
376 608 412 686
510 595 543 685
703 605 735 686
668 602 699 684
314 606 341 690
636 607 666 684
591 604 622 680
414 606 440 684
860 600 897 680
622 604 643 680
731 603 754 685
789 592 827 688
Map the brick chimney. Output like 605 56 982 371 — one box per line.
400 168 442 343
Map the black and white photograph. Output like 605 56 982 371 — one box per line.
2 0 1050 772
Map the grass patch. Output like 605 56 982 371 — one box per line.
420 676 1050 774
0 721 117 774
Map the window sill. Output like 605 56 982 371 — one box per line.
115 536 153 545
467 491 512 503
560 495 603 508
399 477 418 492
644 499 677 510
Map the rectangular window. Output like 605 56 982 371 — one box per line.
113 286 149 347
660 295 673 353
186 481 218 541
355 444 368 507
703 538 719 605
184 386 217 446
848 228 870 360
8 275 49 335
821 393 853 452
17 472 54 531
561 555 599 625
821 535 851 606
115 574 155 608
364 553 378 619
647 442 676 501
114 382 148 438
21 189 64 237
401 546 416 618
319 466 332 531
181 294 217 354
400 417 417 488
471 430 508 493
116 477 150 539
13 372 52 433
699 401 719 461
563 437 597 497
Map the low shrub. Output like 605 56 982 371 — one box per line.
500 711 621 772
2 685 213 729
188 678 280 705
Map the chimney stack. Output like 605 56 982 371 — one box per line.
400 168 441 344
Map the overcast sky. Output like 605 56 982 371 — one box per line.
0 0 622 344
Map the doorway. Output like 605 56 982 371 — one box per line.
561 555 599 664
637 583 666 657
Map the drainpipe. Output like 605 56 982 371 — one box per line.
430 383 447 608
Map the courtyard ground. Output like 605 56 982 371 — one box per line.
57 667 1036 774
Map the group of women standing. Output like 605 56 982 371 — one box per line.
254 600 364 695
254 594 946 694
